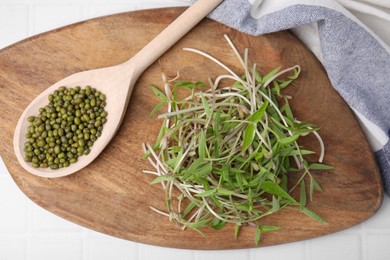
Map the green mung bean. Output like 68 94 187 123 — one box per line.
23 86 107 170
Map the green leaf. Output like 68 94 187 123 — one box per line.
313 179 323 192
150 85 167 101
301 207 327 224
182 158 204 180
260 226 281 232
255 71 262 84
261 181 297 203
235 171 245 191
278 79 293 89
235 224 241 239
142 150 152 159
198 130 206 159
243 123 255 151
235 203 250 212
213 111 221 136
187 158 204 172
195 188 217 197
150 175 173 185
217 188 236 196
281 175 288 191
309 178 323 201
150 102 165 116
262 66 281 85
273 80 281 96
182 201 197 218
281 100 294 121
221 163 233 186
200 93 211 117
211 196 223 210
278 134 300 145
300 179 307 208
174 80 205 90
288 66 301 79
292 128 320 135
272 195 280 212
255 226 261 246
166 147 183 171
250 101 269 124
190 215 212 228
211 218 227 230
254 151 265 160
188 226 207 237
308 163 334 170
280 149 315 156
193 163 213 180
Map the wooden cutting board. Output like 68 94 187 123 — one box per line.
0 8 383 249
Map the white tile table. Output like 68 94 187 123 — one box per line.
1 1 389 259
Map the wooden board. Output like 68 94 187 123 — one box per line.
0 8 383 249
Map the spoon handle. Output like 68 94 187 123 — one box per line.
128 0 223 74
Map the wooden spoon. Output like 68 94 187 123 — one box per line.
13 0 223 178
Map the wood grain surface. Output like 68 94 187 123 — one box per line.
0 8 383 249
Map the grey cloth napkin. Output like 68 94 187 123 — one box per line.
206 0 390 196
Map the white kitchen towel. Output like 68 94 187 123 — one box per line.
205 0 390 195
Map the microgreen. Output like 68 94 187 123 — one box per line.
143 35 332 246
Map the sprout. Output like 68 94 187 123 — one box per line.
143 35 332 245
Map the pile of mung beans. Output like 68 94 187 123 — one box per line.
24 85 107 170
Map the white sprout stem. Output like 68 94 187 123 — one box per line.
162 74 173 129
173 181 198 204
146 143 169 175
251 63 257 112
224 34 255 113
211 74 245 92
183 48 250 92
142 143 159 170
180 183 204 189
258 91 289 127
177 195 184 213
168 179 175 207
181 73 244 102
149 206 171 218
257 90 304 163
181 129 197 150
158 106 203 119
143 144 167 189
188 208 201 223
314 131 325 163
184 45 301 146
201 197 239 224
224 34 255 90
195 205 205 221
142 170 159 176
201 92 251 107
223 34 245 68
144 34 326 230
254 128 272 151
173 136 198 173
295 119 325 163
244 48 254 88
158 94 251 119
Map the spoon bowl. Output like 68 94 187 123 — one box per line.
14 64 138 177
13 0 223 178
